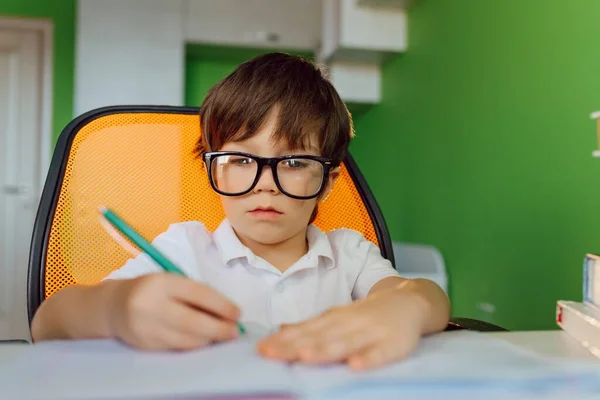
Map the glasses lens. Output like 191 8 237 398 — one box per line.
277 158 325 198
211 154 258 194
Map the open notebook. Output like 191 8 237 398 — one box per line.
2 330 600 400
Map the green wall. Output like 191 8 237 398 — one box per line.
0 0 76 143
352 0 600 330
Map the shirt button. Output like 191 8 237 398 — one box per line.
276 282 285 292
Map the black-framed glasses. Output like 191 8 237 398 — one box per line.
203 151 338 199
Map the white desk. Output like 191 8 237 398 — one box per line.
0 342 26 365
0 330 598 399
488 330 599 360
1 330 597 365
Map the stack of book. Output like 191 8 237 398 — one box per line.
556 253 600 357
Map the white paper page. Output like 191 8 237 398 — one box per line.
4 330 600 400
2 333 292 400
292 331 600 399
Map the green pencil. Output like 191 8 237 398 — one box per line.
100 206 246 335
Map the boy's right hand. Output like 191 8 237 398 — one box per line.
108 274 241 350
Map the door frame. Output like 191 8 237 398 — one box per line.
0 16 54 192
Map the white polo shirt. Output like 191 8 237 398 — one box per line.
105 219 400 333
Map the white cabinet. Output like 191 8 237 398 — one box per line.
319 0 407 104
320 0 407 63
184 0 322 51
74 0 412 112
326 62 381 104
76 0 186 115
357 0 413 9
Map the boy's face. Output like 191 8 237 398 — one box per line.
217 112 339 246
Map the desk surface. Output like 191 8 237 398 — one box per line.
0 330 598 400
488 330 598 360
1 330 597 365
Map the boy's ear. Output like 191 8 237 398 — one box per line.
329 167 341 183
319 167 340 203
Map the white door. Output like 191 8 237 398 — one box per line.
0 27 43 341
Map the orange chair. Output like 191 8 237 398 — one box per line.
26 106 504 332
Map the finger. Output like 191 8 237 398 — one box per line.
125 324 202 351
297 328 378 364
259 320 329 357
270 308 342 343
304 312 373 346
166 276 241 321
153 325 211 351
259 315 345 361
267 305 366 345
258 336 306 361
258 327 315 361
162 301 239 342
347 338 417 371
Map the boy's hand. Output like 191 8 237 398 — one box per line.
257 287 428 370
108 274 241 350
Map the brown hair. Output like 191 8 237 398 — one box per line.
195 52 354 164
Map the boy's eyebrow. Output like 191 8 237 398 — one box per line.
274 143 320 155
288 148 320 155
224 143 321 156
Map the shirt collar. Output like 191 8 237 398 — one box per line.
305 224 335 270
213 219 335 269
213 219 254 266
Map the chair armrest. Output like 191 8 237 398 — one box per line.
446 317 507 332
0 339 31 344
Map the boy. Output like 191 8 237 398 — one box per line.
31 53 450 370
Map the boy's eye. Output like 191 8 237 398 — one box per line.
228 156 254 166
281 159 308 169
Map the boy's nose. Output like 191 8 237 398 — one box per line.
253 165 280 194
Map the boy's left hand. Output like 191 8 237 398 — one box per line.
257 287 427 371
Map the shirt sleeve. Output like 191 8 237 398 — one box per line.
102 223 196 281
352 235 401 300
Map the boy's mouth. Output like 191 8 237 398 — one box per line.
248 206 283 219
